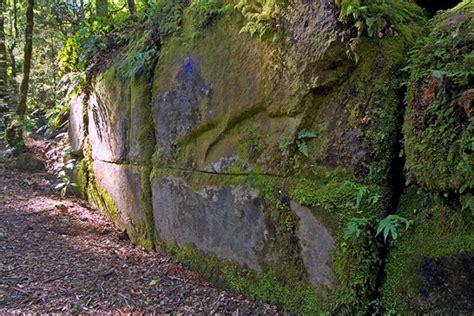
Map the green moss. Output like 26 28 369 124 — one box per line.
73 158 89 199
403 1 474 196
130 75 157 250
126 217 154 250
167 243 324 315
79 144 121 227
381 188 474 313
149 165 390 314
287 175 389 313
87 181 122 225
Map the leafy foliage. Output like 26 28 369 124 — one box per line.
55 157 78 197
336 0 424 38
345 217 370 238
117 49 157 79
344 180 382 209
335 0 424 61
148 0 184 37
190 0 229 29
279 128 316 158
403 1 474 210
235 0 292 38
376 214 413 242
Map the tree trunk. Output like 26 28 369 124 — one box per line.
17 0 34 118
127 0 136 16
0 0 8 97
95 0 108 17
8 0 18 78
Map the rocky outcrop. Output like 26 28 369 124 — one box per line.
66 0 473 313
381 2 473 314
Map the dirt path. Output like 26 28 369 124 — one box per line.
0 151 282 314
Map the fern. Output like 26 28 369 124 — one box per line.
190 0 229 29
376 215 413 242
336 0 424 39
117 49 158 79
149 0 184 37
235 0 292 38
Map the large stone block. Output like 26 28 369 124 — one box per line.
153 58 208 155
291 201 336 289
88 77 129 163
92 161 149 242
68 93 86 155
88 70 152 164
152 176 266 270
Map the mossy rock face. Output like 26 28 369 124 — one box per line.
92 161 153 249
88 68 130 163
83 65 156 250
381 188 474 314
88 68 154 165
68 93 87 156
151 176 268 270
388 8 474 311
152 2 421 186
403 1 474 195
72 0 429 313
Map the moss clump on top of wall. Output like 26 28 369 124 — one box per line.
403 0 474 196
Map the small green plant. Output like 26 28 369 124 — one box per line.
376 214 413 242
279 128 317 157
335 0 424 61
344 180 382 209
345 217 370 238
55 158 78 197
336 0 422 38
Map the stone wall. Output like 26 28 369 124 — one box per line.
68 0 472 313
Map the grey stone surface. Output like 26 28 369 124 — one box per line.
88 81 129 163
153 58 210 155
291 201 336 289
128 98 143 164
93 161 144 233
205 155 239 173
152 176 265 269
288 0 349 88
68 93 86 155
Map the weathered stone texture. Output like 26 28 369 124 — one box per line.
291 201 336 289
152 176 266 270
93 160 144 234
68 93 86 155
153 58 208 155
88 83 129 163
